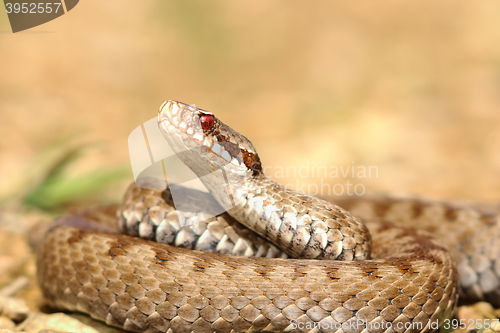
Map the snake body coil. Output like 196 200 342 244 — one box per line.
34 101 500 333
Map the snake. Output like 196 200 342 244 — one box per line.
32 100 500 333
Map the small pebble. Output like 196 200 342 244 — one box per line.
0 296 30 322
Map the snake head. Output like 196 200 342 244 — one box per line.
158 100 263 181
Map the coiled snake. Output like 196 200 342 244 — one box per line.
33 101 500 333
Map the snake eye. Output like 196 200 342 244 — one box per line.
200 114 215 131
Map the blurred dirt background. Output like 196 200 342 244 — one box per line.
0 1 499 332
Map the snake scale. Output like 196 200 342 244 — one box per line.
33 101 500 333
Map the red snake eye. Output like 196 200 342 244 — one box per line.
200 114 215 131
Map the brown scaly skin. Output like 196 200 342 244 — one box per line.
32 101 500 332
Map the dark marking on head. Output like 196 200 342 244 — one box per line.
161 188 175 207
241 149 262 176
